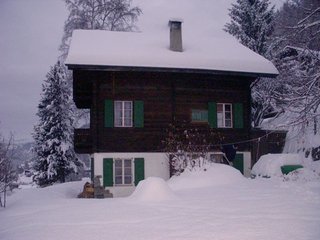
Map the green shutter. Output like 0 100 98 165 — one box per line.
104 100 114 128
134 101 144 128
90 158 94 182
234 103 244 129
134 158 145 186
208 102 217 128
103 158 113 187
233 153 244 174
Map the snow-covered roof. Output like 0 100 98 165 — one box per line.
66 0 278 77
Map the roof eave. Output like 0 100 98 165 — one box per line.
65 64 278 78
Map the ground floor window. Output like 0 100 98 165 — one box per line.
114 158 133 185
210 153 224 163
103 157 145 187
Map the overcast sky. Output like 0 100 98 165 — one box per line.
0 0 67 142
0 0 284 143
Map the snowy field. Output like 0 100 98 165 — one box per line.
1 164 320 240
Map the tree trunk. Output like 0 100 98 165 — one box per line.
4 174 7 208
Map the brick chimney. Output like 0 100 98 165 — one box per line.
169 19 183 52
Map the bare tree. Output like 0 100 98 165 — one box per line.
162 123 222 175
60 0 142 57
0 133 17 208
271 0 320 132
273 0 320 51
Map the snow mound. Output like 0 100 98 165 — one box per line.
48 180 87 199
130 177 178 202
5 179 88 210
284 168 320 182
28 179 87 200
252 154 303 178
310 160 320 174
168 163 245 191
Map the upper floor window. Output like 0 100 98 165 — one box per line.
217 103 232 128
114 101 132 127
105 100 144 128
191 109 208 123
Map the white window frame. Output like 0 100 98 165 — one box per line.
217 103 233 128
210 153 224 163
114 158 134 186
114 101 133 127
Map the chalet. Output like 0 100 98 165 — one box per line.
66 1 285 197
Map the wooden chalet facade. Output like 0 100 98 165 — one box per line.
72 70 255 154
66 14 284 197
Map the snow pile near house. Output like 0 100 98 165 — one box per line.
130 177 178 202
168 163 245 191
45 180 86 199
252 154 303 178
21 179 86 201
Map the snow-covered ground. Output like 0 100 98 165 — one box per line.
1 164 320 240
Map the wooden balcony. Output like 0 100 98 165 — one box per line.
74 129 93 154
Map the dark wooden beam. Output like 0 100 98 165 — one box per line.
66 64 278 78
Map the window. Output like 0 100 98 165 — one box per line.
210 153 224 163
192 109 208 122
114 159 133 185
217 103 232 128
103 158 145 187
114 101 132 127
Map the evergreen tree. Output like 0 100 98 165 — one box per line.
225 0 275 56
33 61 79 186
225 0 276 127
224 0 276 127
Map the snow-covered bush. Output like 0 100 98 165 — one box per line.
162 123 222 175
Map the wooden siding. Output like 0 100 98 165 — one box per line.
74 128 92 153
73 70 255 153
